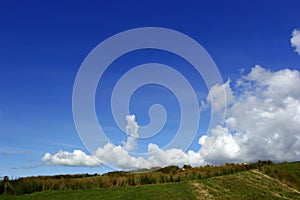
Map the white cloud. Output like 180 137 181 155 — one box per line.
206 66 300 163
147 143 203 167
198 126 240 164
93 143 149 169
122 115 139 151
203 79 233 113
125 115 139 137
291 29 300 55
42 142 206 169
93 142 206 169
42 66 300 169
244 65 300 104
122 136 138 152
41 150 101 167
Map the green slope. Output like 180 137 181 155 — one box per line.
262 161 300 191
192 170 300 199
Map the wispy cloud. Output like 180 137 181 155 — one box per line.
20 165 41 169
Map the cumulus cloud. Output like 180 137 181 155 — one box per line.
291 29 300 55
93 142 206 169
42 115 142 167
42 66 300 169
198 126 240 164
41 150 101 167
42 142 206 169
93 143 149 169
219 66 300 162
122 115 139 151
202 79 233 113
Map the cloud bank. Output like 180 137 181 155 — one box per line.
291 29 300 55
42 66 300 169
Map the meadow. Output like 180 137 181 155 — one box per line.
0 161 299 199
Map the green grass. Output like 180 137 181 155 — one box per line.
192 170 300 199
262 161 300 191
0 181 196 200
269 161 300 172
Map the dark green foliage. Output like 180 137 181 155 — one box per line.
182 164 192 169
155 165 179 174
0 180 3 194
104 171 128 178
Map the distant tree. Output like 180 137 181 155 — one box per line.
3 176 14 194
183 164 192 169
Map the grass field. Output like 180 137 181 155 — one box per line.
262 161 300 191
0 182 196 200
0 161 299 199
192 170 300 199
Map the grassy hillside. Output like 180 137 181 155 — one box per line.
261 161 300 191
192 170 300 199
0 161 299 199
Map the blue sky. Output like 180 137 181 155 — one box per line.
1 0 300 178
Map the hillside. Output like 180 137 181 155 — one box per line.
0 161 299 199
